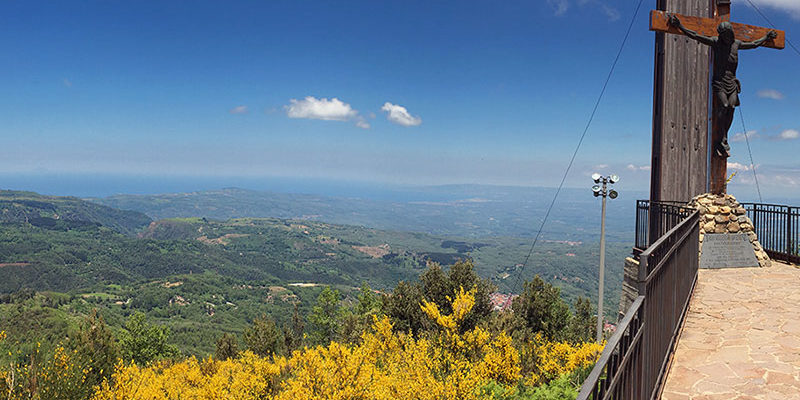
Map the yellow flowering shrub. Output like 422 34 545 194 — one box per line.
1 344 94 400
5 288 602 399
93 287 524 400
279 287 521 400
524 333 604 386
92 351 286 400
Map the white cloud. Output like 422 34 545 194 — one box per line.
549 0 619 20
774 174 800 186
626 164 650 172
285 96 358 121
579 0 620 21
229 105 248 114
731 130 760 142
548 0 569 15
728 162 754 171
749 0 800 18
757 89 785 100
381 102 422 127
594 164 609 170
62 78 72 88
355 118 370 129
779 129 799 140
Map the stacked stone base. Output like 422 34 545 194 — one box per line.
617 193 772 322
617 256 640 321
689 193 771 268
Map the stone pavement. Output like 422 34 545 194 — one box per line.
661 261 800 399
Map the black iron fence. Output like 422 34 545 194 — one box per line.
578 211 700 400
590 200 799 398
637 200 799 264
634 200 694 256
741 203 800 264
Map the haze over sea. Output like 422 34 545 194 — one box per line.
1 173 427 200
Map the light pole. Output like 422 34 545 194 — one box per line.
592 173 618 343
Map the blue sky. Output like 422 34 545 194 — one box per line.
2 0 799 198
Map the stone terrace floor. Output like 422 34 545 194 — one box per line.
661 261 800 399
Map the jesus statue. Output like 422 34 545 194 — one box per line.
668 14 776 158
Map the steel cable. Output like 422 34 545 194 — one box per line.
511 0 646 293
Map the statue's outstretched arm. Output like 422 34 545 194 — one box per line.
669 14 715 46
740 30 778 49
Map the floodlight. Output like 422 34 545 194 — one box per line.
592 185 601 193
609 175 619 184
609 190 618 199
591 173 602 183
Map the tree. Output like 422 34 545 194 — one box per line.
73 309 118 386
215 333 239 360
419 264 450 312
119 312 179 366
566 297 595 343
512 275 570 340
384 260 495 334
382 280 425 333
355 282 381 317
309 286 341 345
444 260 495 332
243 315 283 357
284 304 305 354
339 283 382 345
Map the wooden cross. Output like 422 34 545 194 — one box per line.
649 3 784 195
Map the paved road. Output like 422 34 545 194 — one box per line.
661 262 800 399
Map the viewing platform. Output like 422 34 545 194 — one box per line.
662 261 800 399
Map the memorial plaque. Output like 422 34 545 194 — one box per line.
700 233 759 269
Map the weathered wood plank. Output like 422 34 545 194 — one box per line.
650 10 785 49
650 0 711 204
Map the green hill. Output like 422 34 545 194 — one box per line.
0 191 625 356
0 190 151 235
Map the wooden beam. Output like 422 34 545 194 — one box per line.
649 0 712 204
715 0 730 21
650 10 785 49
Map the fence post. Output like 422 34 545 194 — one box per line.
788 207 793 256
753 205 759 244
637 252 648 399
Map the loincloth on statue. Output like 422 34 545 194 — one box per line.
712 77 741 106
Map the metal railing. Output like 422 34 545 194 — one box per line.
578 211 699 400
634 200 694 256
741 203 800 264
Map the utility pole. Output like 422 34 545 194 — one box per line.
592 173 618 343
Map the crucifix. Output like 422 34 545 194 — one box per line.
650 1 785 195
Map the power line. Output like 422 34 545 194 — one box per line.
744 0 800 58
511 0 646 293
738 106 763 203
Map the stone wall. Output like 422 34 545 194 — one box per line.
617 256 639 322
689 193 771 268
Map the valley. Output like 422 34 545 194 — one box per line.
0 188 628 356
